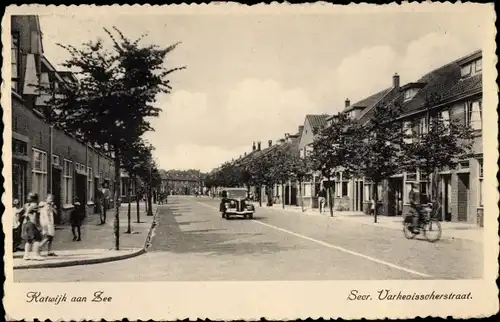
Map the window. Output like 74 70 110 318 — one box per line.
13 139 28 156
364 183 373 201
468 100 482 130
404 88 418 101
440 110 450 131
52 155 60 167
475 58 482 72
419 117 428 135
478 158 483 207
11 33 20 92
88 167 94 202
406 168 417 181
403 121 413 144
461 63 472 78
63 159 73 204
32 149 48 200
341 182 348 197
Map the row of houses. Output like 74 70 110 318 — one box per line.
219 49 483 225
159 169 204 195
10 15 138 222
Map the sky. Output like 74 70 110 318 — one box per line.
38 7 488 172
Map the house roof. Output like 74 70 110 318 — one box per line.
306 114 329 134
356 50 482 124
343 88 391 113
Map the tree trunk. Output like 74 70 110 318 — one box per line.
126 183 132 234
299 179 305 212
136 193 141 223
373 181 379 223
147 186 153 216
282 182 285 209
258 185 262 207
113 154 121 250
327 178 334 217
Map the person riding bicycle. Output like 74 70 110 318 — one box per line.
409 183 422 233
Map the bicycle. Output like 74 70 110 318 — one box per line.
403 202 442 243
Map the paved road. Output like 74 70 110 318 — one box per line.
14 196 483 282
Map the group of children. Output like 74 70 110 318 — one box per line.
13 192 86 261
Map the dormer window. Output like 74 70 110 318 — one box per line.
403 88 418 101
460 58 482 78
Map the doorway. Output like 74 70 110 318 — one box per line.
354 181 364 211
457 173 470 222
75 173 87 204
388 177 403 216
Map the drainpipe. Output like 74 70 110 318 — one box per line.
48 125 53 195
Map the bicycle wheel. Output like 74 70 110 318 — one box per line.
403 222 417 239
423 219 442 242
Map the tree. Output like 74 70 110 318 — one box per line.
247 151 276 207
287 153 313 212
268 147 290 208
45 27 185 250
310 112 359 217
402 115 474 205
121 140 155 230
352 101 405 223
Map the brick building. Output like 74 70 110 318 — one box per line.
11 15 116 222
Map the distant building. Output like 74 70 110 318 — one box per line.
161 170 202 195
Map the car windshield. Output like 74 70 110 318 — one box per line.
227 190 247 199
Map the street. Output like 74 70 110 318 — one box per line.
14 196 483 282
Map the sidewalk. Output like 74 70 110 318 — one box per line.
13 203 159 269
252 202 484 243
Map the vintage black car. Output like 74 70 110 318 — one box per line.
221 188 255 220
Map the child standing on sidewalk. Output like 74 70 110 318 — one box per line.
21 193 44 261
71 198 85 242
39 194 57 256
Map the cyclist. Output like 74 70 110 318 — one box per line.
408 183 422 234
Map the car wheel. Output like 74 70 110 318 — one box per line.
249 214 254 219
225 215 231 220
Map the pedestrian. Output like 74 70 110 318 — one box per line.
38 194 57 256
71 198 85 241
12 199 23 252
317 186 327 214
21 192 44 261
100 182 110 225
370 198 375 216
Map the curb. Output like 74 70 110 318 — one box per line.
14 206 161 270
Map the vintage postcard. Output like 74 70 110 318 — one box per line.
2 2 498 320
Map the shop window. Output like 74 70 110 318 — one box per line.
13 161 27 205
32 149 48 200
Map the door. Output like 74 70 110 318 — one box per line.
359 181 364 212
75 173 87 204
457 173 470 222
12 160 27 205
441 175 452 221
388 178 402 216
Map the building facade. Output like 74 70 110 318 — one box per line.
161 170 202 195
11 15 117 223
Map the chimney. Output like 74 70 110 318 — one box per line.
393 73 400 89
244 152 247 156
345 98 350 108
285 133 290 139
298 125 304 134
268 140 272 147
257 141 261 151
252 141 256 151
